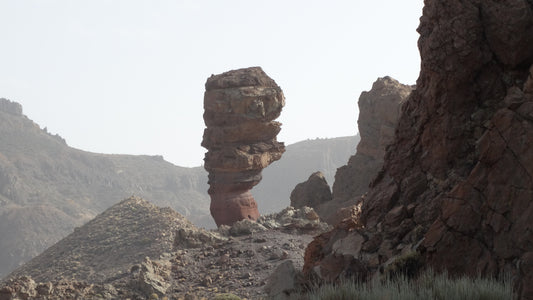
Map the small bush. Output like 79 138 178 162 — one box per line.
305 268 513 300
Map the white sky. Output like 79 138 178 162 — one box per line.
0 1 423 167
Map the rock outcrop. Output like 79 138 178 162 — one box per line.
304 1 533 299
202 67 285 226
290 171 332 210
318 77 412 223
0 98 22 116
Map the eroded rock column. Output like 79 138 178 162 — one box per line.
202 67 285 226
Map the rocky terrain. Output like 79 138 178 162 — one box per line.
0 97 355 280
254 135 359 214
1 197 329 299
304 1 533 299
0 98 210 279
202 67 286 226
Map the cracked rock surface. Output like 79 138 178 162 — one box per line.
304 1 533 299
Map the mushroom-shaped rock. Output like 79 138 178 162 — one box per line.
202 67 285 226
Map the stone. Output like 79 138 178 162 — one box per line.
264 260 302 299
132 257 171 297
289 171 332 210
202 67 285 226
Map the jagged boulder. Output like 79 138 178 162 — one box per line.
202 67 285 226
290 171 332 210
304 1 533 299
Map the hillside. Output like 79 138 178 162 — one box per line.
1 197 328 299
0 98 358 280
0 99 210 279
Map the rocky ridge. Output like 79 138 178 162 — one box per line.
0 98 357 279
304 1 533 299
202 67 285 226
0 105 211 279
1 197 329 299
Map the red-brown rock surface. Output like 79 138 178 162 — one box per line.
304 1 533 298
202 67 285 227
318 77 412 223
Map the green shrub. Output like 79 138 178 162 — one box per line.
305 268 513 300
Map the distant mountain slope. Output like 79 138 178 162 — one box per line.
0 98 210 279
253 135 359 213
5 196 201 283
0 97 358 279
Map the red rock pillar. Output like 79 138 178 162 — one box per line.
202 67 285 227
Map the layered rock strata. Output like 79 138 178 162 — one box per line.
202 67 285 226
304 1 533 298
317 77 412 223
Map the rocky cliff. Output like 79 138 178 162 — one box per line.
317 77 412 223
202 67 285 226
304 1 533 299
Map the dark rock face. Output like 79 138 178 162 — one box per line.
202 67 285 226
319 77 412 223
290 172 332 210
304 1 533 298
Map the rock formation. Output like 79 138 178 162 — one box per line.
304 1 533 299
202 67 285 226
317 77 412 223
290 172 332 210
0 98 22 116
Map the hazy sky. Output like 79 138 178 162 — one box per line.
1 1 423 167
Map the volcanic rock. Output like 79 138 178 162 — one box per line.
290 171 332 210
318 77 412 223
304 1 533 299
202 67 285 226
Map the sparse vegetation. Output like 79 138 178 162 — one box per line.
304 269 513 300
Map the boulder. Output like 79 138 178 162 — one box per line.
290 171 332 210
264 260 302 299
